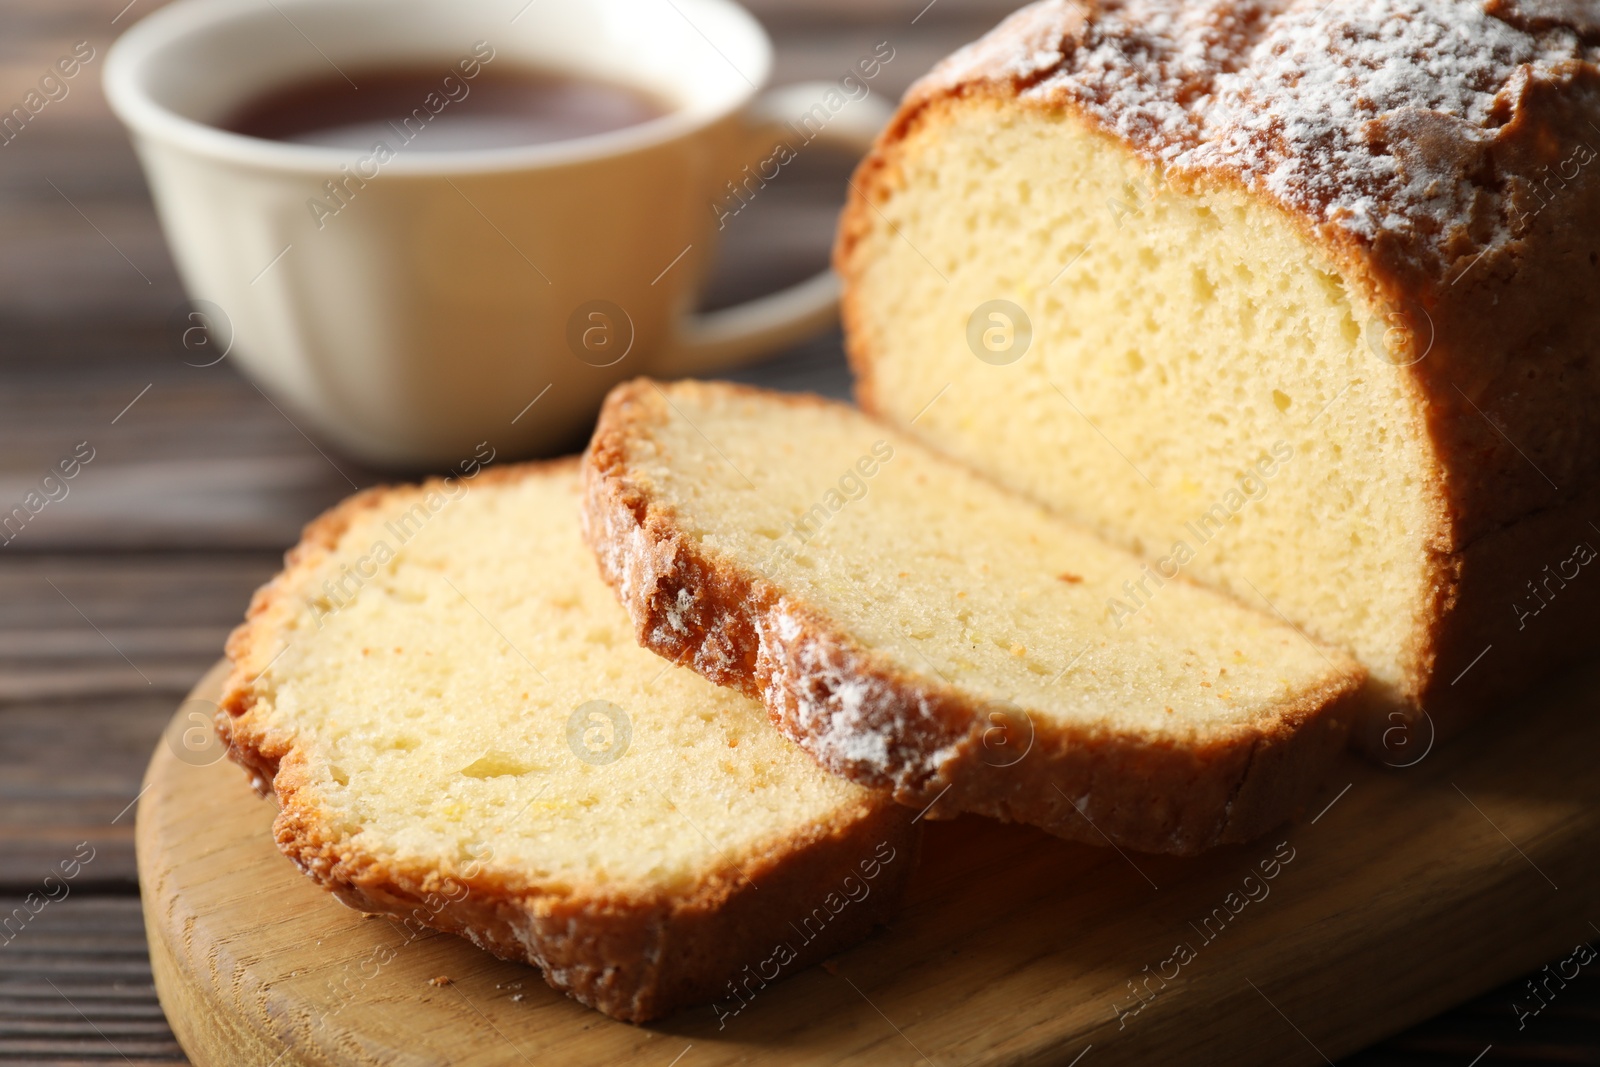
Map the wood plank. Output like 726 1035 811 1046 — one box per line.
0 550 275 887
0 555 282 636
0 896 185 1065
138 662 1600 1066
0 691 176 887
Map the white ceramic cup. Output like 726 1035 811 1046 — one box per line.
105 0 891 467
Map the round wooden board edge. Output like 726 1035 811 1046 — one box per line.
136 660 320 1067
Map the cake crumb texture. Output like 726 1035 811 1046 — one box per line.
218 461 918 1022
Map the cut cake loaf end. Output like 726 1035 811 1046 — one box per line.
836 0 1600 752
218 460 918 1024
582 379 1364 856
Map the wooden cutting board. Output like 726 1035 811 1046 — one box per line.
138 660 1600 1066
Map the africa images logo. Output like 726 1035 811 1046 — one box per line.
566 700 631 765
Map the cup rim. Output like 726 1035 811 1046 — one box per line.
103 0 773 176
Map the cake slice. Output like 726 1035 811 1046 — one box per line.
836 0 1600 749
582 379 1363 855
218 461 918 1024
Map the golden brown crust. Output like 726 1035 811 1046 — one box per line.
581 380 1364 856
835 0 1600 738
216 459 919 1024
847 0 1600 301
1385 480 1600 754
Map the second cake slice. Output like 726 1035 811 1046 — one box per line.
583 380 1363 855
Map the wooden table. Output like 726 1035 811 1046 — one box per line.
0 1 1595 1063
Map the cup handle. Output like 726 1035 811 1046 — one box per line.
652 83 896 377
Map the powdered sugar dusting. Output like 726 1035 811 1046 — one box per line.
916 0 1599 274
1191 0 1579 240
754 603 962 797
758 605 902 777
